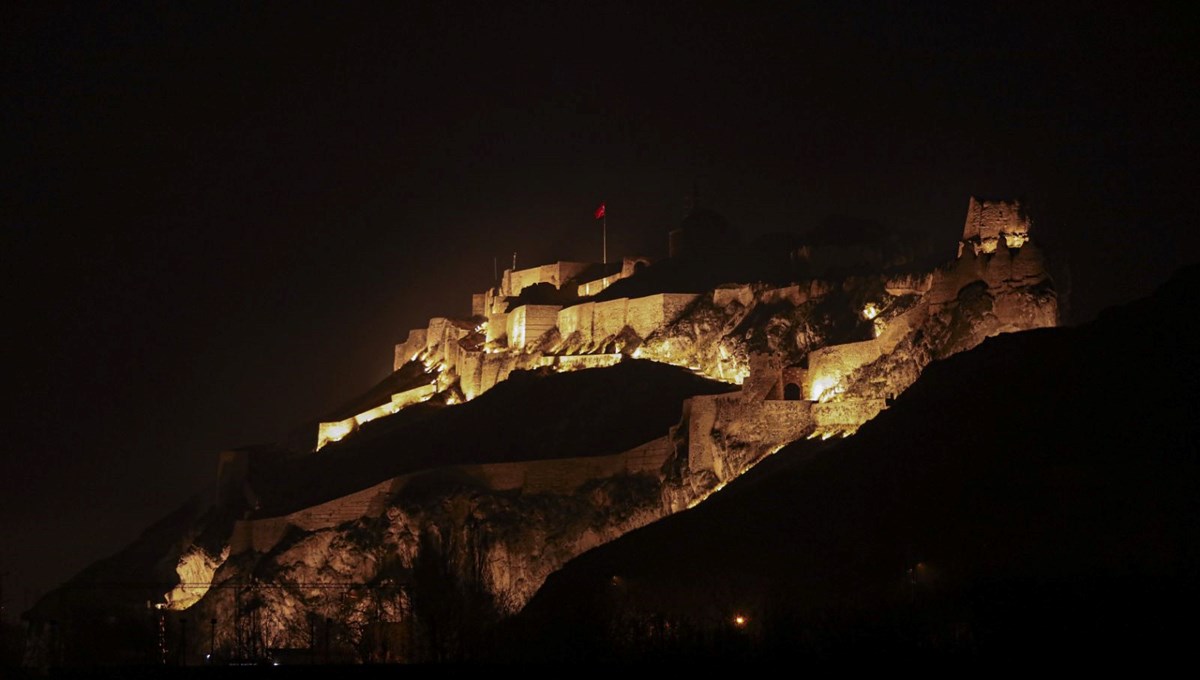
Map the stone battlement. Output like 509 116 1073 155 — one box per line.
501 261 593 298
960 196 1032 255
358 196 1052 463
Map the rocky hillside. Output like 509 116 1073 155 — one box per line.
21 361 733 666
505 264 1200 663
23 207 1064 666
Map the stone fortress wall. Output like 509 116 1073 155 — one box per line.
307 196 1054 530
931 238 1052 307
506 305 561 348
960 196 1031 255
342 196 1055 455
685 391 811 480
557 302 594 339
806 304 926 400
502 261 593 298
230 436 675 554
303 328 898 551
576 256 654 297
176 194 1062 669
394 329 427 371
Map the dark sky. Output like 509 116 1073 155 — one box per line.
2 2 1196 614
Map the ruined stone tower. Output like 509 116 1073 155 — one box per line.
959 196 1032 256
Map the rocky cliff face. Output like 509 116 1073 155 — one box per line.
180 471 668 661
24 207 1058 666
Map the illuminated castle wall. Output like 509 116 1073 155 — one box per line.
959 196 1031 255
181 195 1058 637
501 261 592 298
230 436 675 555
321 197 1055 464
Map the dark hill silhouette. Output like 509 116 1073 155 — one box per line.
506 264 1200 663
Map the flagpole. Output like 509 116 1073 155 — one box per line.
595 202 607 266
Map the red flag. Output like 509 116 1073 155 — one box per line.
594 203 606 220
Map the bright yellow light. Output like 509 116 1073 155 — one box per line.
324 421 352 442
355 402 396 426
811 376 840 402
1004 232 1028 248
686 480 728 509
164 547 228 610
734 615 747 627
862 303 880 320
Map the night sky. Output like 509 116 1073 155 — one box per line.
3 3 1196 615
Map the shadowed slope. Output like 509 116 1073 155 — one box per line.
254 359 734 515
508 264 1200 662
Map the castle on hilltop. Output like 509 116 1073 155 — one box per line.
314 197 1056 455
208 194 1057 620
24 195 1060 666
